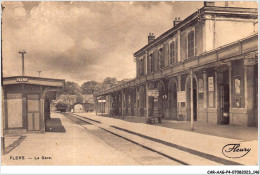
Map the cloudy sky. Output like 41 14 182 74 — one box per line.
2 1 206 85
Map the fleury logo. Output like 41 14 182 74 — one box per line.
222 144 251 159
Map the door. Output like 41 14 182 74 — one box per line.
193 88 197 121
186 78 197 121
27 94 40 131
220 84 230 124
148 96 154 116
169 88 177 119
219 70 230 124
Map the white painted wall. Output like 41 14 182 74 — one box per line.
74 104 84 113
215 20 256 48
204 18 215 52
214 1 257 8
204 16 257 52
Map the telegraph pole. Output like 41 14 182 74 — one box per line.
18 50 26 76
1 5 5 155
37 71 41 77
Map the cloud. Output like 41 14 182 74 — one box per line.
82 37 100 50
2 1 204 85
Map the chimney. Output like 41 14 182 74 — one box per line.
173 17 182 27
148 33 155 43
204 1 215 7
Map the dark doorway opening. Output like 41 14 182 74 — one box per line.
193 87 197 121
148 96 154 117
220 70 230 124
187 77 197 121
169 81 177 120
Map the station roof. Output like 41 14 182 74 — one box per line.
2 76 65 87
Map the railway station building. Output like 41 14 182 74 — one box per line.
94 2 258 127
2 76 65 134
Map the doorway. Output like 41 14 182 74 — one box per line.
193 88 197 121
27 94 40 131
219 70 230 124
186 77 197 121
169 80 177 120
148 96 155 117
139 86 145 116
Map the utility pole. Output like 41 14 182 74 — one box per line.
1 5 6 155
37 71 41 77
18 50 26 76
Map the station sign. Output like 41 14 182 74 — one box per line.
98 100 106 103
148 90 159 97
16 78 28 82
208 77 214 92
177 91 186 102
198 79 204 93
7 93 22 99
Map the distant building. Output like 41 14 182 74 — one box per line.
95 2 258 127
73 102 84 113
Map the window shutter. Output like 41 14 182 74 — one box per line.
159 48 164 68
143 56 147 74
155 50 159 70
154 50 159 70
195 27 198 56
175 38 178 63
147 55 150 73
153 50 156 71
136 59 139 76
151 53 154 72
164 43 169 67
158 50 161 69
139 59 142 75
185 36 188 59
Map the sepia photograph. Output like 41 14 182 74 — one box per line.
0 0 259 174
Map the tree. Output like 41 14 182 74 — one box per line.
76 92 83 103
101 77 118 90
60 81 81 95
118 78 131 85
81 81 102 94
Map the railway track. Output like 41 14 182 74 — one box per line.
63 112 188 165
63 112 241 165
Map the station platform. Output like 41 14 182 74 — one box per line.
95 113 258 141
76 112 258 165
